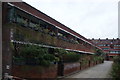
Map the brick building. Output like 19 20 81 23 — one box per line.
89 38 120 60
1 2 103 79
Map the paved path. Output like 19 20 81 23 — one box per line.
66 61 113 78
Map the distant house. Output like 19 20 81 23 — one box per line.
89 38 120 60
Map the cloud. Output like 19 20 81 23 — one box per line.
23 0 119 39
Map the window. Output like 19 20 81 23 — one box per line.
98 44 104 46
114 45 120 46
110 51 120 54
114 48 120 49
102 48 109 50
105 44 109 46
95 42 98 44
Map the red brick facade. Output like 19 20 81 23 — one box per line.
2 2 103 79
89 38 120 60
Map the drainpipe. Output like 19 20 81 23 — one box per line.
0 1 2 79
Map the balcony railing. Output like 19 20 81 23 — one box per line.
7 6 95 53
8 7 85 45
9 23 94 53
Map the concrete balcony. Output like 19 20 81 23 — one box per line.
8 23 95 53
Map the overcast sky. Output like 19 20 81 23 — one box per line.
23 0 119 39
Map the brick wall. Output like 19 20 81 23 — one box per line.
64 62 80 75
12 65 57 78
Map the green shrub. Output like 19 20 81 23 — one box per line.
113 56 120 63
54 48 81 63
63 52 81 62
111 56 120 79
95 49 105 56
54 48 68 55
81 60 88 65
13 45 58 66
38 53 57 67
111 63 120 79
13 56 25 65
93 56 103 61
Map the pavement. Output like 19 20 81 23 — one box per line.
65 61 113 78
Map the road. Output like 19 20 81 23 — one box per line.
66 61 113 78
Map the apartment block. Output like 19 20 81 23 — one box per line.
1 2 103 79
89 38 120 60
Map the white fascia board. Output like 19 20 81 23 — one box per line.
11 40 95 54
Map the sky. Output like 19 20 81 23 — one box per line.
23 0 119 39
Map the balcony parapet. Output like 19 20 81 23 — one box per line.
8 23 95 53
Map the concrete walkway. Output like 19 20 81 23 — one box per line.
66 61 113 78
